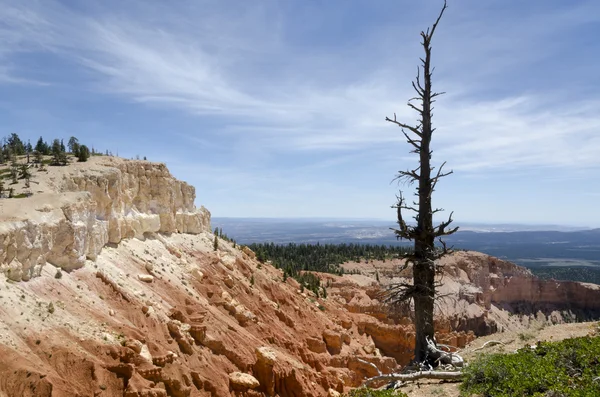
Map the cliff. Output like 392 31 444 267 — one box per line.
0 157 598 397
0 157 210 281
343 251 600 337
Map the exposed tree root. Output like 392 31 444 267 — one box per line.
362 337 464 389
427 337 464 367
363 370 462 388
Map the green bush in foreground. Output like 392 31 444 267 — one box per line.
461 336 600 396
345 388 407 397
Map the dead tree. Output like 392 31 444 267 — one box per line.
385 0 458 366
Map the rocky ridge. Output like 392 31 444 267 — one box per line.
0 157 210 280
0 157 599 396
342 251 600 337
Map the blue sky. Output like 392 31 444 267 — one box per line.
1 0 599 226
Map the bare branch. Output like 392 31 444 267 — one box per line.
407 102 424 114
434 238 455 259
383 282 418 305
427 0 448 41
385 114 422 137
434 211 459 237
414 66 425 94
401 130 421 150
430 161 453 192
393 169 419 184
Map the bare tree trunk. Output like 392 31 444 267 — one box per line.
385 1 458 366
413 257 435 363
413 7 436 363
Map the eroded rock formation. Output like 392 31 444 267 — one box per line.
0 158 599 396
0 157 210 280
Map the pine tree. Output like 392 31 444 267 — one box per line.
213 235 219 251
35 136 49 155
51 139 68 166
19 164 31 180
67 137 79 154
7 133 25 155
77 145 90 162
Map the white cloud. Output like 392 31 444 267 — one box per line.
0 0 599 174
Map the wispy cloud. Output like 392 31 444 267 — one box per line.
0 0 599 175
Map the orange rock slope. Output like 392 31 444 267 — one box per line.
3 231 600 396
1 158 599 396
0 231 433 397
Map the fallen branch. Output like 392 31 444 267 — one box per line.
356 358 382 376
364 370 462 387
471 340 505 352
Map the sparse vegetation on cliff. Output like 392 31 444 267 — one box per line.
1 133 98 167
0 132 103 198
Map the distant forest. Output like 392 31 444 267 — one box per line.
248 241 600 286
530 267 600 285
248 242 411 277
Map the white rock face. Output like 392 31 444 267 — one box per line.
0 158 211 280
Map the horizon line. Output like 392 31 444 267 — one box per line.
211 216 596 229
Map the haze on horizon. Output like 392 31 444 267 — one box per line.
1 0 599 227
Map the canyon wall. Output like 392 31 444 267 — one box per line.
0 158 210 281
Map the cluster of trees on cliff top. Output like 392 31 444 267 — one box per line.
0 133 94 165
248 242 412 299
249 242 411 276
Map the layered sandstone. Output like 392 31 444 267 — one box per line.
0 157 210 281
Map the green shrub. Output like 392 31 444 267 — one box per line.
345 388 407 397
77 145 90 162
461 336 600 396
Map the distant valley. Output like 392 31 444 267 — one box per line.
213 218 600 284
